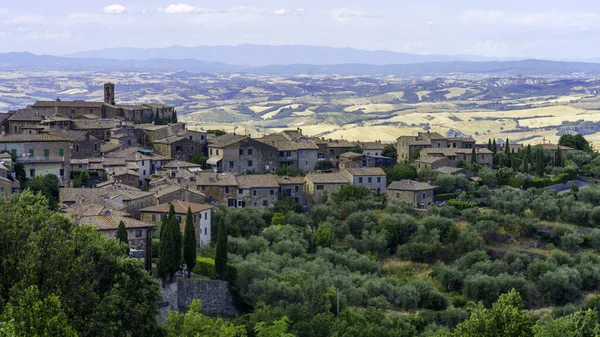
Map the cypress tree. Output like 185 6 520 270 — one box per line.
158 204 182 284
492 139 497 155
183 207 197 278
172 110 178 123
215 217 228 280
487 139 492 151
556 146 563 167
154 108 159 124
116 220 129 255
505 138 510 156
536 148 545 177
471 147 476 164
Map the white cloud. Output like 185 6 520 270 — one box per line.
103 4 126 14
268 8 306 16
5 15 45 25
332 8 383 21
0 8 10 16
458 10 600 29
463 40 514 58
25 30 71 40
158 4 203 14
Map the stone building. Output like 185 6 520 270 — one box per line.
151 184 206 205
387 180 436 209
0 164 11 198
397 132 477 162
207 134 278 174
275 176 307 206
304 172 350 203
0 133 72 186
358 141 386 156
153 136 203 161
234 174 280 209
50 129 102 159
196 172 239 206
108 167 140 189
31 83 174 123
415 156 455 173
257 130 320 171
31 100 105 119
419 147 493 167
137 123 186 145
338 152 376 169
340 167 387 194
71 119 118 141
140 200 213 246
312 138 355 168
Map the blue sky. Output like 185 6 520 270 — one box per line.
0 0 599 59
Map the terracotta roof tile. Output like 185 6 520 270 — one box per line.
140 200 213 214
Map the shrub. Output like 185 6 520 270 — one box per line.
398 285 420 310
193 257 217 279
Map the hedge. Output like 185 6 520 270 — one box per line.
193 256 238 284
193 257 217 279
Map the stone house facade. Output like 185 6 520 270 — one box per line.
275 176 307 206
340 168 387 194
387 180 436 209
234 175 280 209
153 136 203 161
304 173 350 204
415 156 455 173
0 133 72 186
196 172 239 206
51 129 102 159
207 134 278 174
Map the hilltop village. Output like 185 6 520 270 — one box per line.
5 81 600 336
0 83 585 264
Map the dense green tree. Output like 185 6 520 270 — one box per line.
470 147 476 164
487 138 492 151
453 290 532 337
0 191 163 336
25 174 59 210
556 146 563 167
349 145 363 154
314 223 335 247
165 299 246 336
0 285 77 337
183 207 197 278
559 134 591 153
315 159 333 171
386 163 417 181
533 309 600 337
215 217 229 280
158 204 182 284
189 154 208 168
154 108 159 124
381 144 397 158
172 109 178 123
116 220 129 254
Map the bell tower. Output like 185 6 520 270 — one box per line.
104 82 115 105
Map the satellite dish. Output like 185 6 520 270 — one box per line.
104 210 112 216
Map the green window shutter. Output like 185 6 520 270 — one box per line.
44 149 50 159
59 148 64 157
29 149 34 157
10 149 16 157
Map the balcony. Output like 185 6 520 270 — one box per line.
17 156 66 164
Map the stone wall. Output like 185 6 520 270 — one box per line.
177 278 238 316
157 278 238 323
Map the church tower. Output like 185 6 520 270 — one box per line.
104 82 115 105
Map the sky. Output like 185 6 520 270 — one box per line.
0 0 599 60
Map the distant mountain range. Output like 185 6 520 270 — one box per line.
3 51 600 76
64 44 500 66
